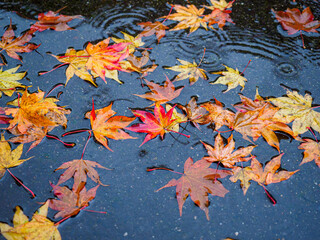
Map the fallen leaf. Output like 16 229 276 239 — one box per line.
162 4 207 33
298 138 320 168
268 89 320 135
137 21 168 43
0 107 11 124
126 103 177 146
30 10 82 32
0 65 27 97
55 159 110 192
201 133 255 168
156 157 230 220
210 65 247 92
0 20 39 64
49 183 99 219
134 77 183 105
229 166 254 195
0 134 31 179
85 100 136 151
85 38 130 84
205 0 234 11
166 58 207 85
203 8 233 30
165 104 187 132
196 98 235 130
0 202 61 240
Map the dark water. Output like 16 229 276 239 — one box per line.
0 0 319 239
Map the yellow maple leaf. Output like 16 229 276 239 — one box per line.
268 89 320 135
0 134 32 179
210 65 247 92
163 4 207 33
0 65 27 97
205 0 234 11
0 202 61 240
165 104 187 132
52 48 98 87
166 59 207 85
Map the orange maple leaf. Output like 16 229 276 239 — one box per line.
156 157 230 220
0 20 39 65
137 21 169 43
298 138 320 168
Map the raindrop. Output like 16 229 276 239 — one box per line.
276 62 298 77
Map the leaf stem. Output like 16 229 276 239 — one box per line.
307 127 318 143
161 4 174 24
300 31 305 49
240 59 251 76
39 63 68 76
81 131 92 160
45 83 64 98
261 185 277 205
46 134 75 147
197 48 206 67
7 169 35 198
147 167 183 175
166 128 190 138
62 129 90 137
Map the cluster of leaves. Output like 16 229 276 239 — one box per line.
0 1 319 239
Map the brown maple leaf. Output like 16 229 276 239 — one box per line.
177 97 207 130
0 20 39 65
137 21 169 43
134 77 184 105
197 98 235 130
49 183 99 219
55 159 110 192
30 9 82 32
201 133 255 168
272 7 320 48
162 4 207 33
298 138 320 168
156 157 230 220
85 100 136 151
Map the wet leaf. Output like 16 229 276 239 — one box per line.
201 133 255 168
0 65 27 97
0 202 61 240
111 32 144 53
137 21 168 43
162 4 207 33
30 10 82 32
126 103 177 146
298 138 320 168
0 134 32 180
85 101 136 151
166 58 207 85
268 89 320 135
0 21 39 64
134 77 183 105
210 65 247 92
156 157 230 220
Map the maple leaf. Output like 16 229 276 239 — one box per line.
0 20 39 65
166 58 207 85
156 157 230 220
233 89 267 113
230 154 299 194
85 38 130 84
272 7 320 35
233 93 295 151
5 90 70 135
298 138 320 168
272 7 320 48
268 89 320 135
0 134 32 179
0 65 27 97
137 21 169 43
49 183 99 219
177 97 207 130
201 133 255 168
134 77 184 105
126 103 177 146
121 51 157 78
51 48 98 87
30 9 82 32
210 65 247 92
0 202 61 240
196 98 235 130
85 101 136 151
162 4 207 33
203 8 234 30
111 32 144 53
55 159 110 192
